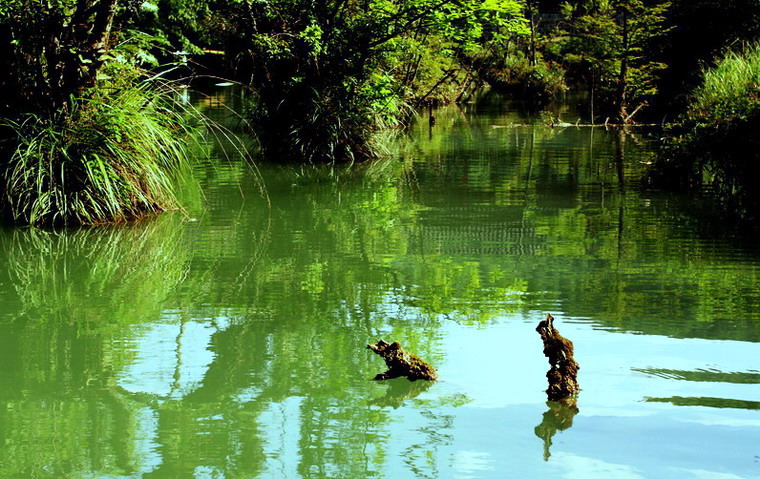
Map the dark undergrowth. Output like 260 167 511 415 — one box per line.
646 43 760 230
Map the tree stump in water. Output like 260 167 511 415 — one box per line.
367 340 437 381
536 313 579 401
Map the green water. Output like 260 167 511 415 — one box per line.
1 93 759 478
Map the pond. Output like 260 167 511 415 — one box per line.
0 90 759 478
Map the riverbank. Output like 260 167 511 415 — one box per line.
647 43 760 231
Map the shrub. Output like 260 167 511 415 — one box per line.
480 56 567 103
690 46 760 122
648 43 760 224
1 71 196 226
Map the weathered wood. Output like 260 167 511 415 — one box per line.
367 340 437 381
536 313 579 401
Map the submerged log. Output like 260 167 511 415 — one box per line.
536 313 580 401
367 340 437 381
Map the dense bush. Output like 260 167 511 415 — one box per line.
0 1 207 226
213 0 527 163
648 43 760 222
480 56 566 103
1 70 196 226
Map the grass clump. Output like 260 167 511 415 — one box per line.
0 70 197 227
648 42 760 225
689 46 760 120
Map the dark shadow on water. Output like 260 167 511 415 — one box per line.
534 398 579 461
370 378 433 409
646 396 760 410
634 368 760 384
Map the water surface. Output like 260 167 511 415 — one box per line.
0 92 759 478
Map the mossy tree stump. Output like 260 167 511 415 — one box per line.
536 313 580 401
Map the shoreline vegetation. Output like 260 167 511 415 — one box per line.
0 1 203 227
646 43 760 229
1 74 197 226
1 0 759 229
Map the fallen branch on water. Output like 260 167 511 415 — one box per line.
490 122 667 128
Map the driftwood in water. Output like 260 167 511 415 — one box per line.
536 313 580 401
367 340 437 381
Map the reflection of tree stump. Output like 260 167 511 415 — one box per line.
536 313 579 401
534 399 579 461
367 340 437 381
371 379 433 408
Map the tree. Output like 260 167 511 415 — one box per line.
0 0 125 118
212 0 526 163
0 1 201 226
555 0 671 123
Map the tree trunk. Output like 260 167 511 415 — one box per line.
616 5 630 124
528 2 537 66
53 0 120 113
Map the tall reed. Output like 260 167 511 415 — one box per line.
1 73 199 226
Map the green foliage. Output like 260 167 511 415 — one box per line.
663 0 760 108
690 46 760 121
215 0 527 163
153 0 214 53
480 55 567 102
1 71 196 226
0 2 228 226
389 0 530 104
103 29 174 68
0 0 125 117
649 43 760 227
553 0 672 121
453 0 568 104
